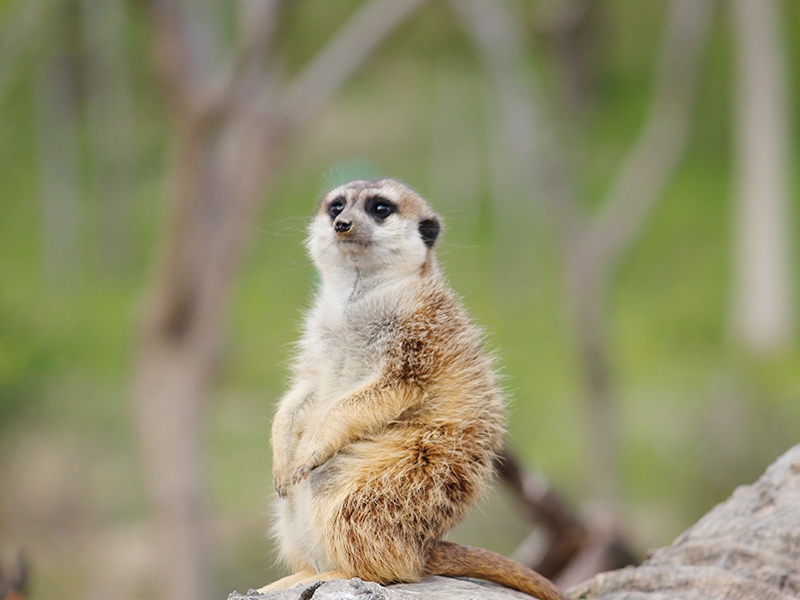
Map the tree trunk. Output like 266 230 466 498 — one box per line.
134 108 282 600
34 5 82 287
730 0 795 355
534 0 600 117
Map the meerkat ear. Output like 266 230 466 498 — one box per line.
418 217 440 249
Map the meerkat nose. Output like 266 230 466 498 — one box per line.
334 219 352 233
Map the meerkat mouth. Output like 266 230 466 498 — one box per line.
337 237 372 248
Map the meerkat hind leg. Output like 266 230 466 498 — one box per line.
292 569 352 587
259 570 354 595
257 569 315 593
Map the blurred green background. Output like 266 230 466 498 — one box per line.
1 0 798 599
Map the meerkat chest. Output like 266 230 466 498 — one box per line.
300 278 414 404
290 306 399 455
311 308 397 396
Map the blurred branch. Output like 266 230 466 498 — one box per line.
0 553 28 600
447 0 583 245
141 0 214 117
730 0 795 353
140 0 245 119
181 0 228 77
81 0 137 270
144 0 202 108
0 0 51 106
533 0 600 116
533 0 596 36
581 0 716 280
278 0 430 133
34 8 82 287
567 0 714 503
451 0 715 505
208 0 287 118
494 448 589 577
454 0 714 268
235 0 286 70
495 448 636 587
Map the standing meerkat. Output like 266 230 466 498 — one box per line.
261 179 569 600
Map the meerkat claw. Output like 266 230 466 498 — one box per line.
292 464 310 484
273 476 288 498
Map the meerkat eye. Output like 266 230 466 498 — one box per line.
328 198 345 219
373 201 393 218
366 197 397 221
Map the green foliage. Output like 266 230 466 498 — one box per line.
0 309 50 427
1 1 799 598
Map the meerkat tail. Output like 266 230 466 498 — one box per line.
425 541 571 600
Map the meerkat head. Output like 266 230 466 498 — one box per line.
307 179 441 278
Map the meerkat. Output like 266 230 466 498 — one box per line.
261 179 569 600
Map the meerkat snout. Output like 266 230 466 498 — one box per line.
334 219 352 233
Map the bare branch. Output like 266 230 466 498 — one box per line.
583 0 715 274
278 0 430 134
494 448 589 578
236 0 285 62
35 20 82 286
454 0 714 507
0 0 51 106
448 0 583 245
495 448 636 586
142 0 240 115
81 0 137 269
143 0 204 107
216 0 287 113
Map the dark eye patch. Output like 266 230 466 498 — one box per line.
328 197 345 219
364 196 397 222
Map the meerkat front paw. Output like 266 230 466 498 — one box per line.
272 463 292 498
273 474 289 498
291 448 330 484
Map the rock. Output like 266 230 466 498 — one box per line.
230 576 534 600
